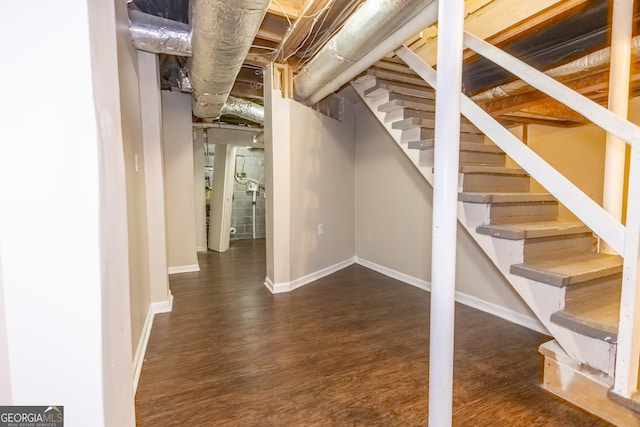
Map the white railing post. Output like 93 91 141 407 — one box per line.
603 0 633 243
428 0 464 425
614 139 640 397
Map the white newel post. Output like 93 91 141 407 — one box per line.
429 0 465 425
603 0 632 232
614 138 640 397
609 0 640 399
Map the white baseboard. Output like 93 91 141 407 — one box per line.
168 263 200 274
454 290 547 334
264 277 290 294
196 246 208 252
264 257 357 294
151 292 174 314
133 307 154 394
355 257 546 334
355 257 430 291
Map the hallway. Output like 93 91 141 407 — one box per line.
135 239 608 426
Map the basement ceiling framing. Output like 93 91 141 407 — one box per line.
132 0 640 127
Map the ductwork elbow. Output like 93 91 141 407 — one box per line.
221 97 264 125
128 9 192 57
190 0 270 120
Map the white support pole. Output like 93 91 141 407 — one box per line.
603 0 633 243
614 139 640 397
429 0 464 425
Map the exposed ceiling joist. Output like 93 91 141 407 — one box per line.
412 0 582 65
267 0 300 19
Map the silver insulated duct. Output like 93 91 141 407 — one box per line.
221 96 264 125
190 0 270 120
128 9 192 57
293 0 435 103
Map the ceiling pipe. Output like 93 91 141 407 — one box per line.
293 0 437 104
190 0 270 120
221 96 264 125
128 8 191 56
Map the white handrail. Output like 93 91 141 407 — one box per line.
395 45 626 255
463 31 640 148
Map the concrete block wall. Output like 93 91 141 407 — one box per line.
231 147 266 240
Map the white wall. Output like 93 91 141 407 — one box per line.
354 102 535 323
162 91 199 272
138 51 171 307
115 0 151 354
526 124 607 220
290 101 356 280
0 0 135 424
0 250 10 402
264 66 356 291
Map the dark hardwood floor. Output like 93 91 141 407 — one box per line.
135 239 610 426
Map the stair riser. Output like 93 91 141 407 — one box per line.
365 83 435 99
460 133 486 144
384 109 435 123
393 118 479 134
564 274 622 308
367 69 430 87
523 234 596 261
488 202 558 224
379 99 435 113
462 174 530 192
459 151 505 166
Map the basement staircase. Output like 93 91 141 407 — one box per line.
351 60 640 425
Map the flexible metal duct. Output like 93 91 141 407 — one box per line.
190 0 270 119
128 9 191 56
221 96 264 125
293 0 436 103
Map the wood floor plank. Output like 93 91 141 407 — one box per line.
135 239 610 426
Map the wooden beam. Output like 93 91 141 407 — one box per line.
231 80 264 99
412 0 580 66
256 27 285 43
481 63 640 116
267 0 300 19
518 102 589 124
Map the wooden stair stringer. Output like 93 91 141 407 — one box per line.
350 76 617 377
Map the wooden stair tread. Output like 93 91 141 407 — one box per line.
460 166 527 176
459 192 556 204
365 79 435 99
408 141 502 153
378 94 435 113
510 253 623 287
372 60 417 76
551 286 620 342
366 68 430 87
550 309 618 342
392 117 479 134
476 220 589 240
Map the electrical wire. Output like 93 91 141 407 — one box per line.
283 0 336 63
